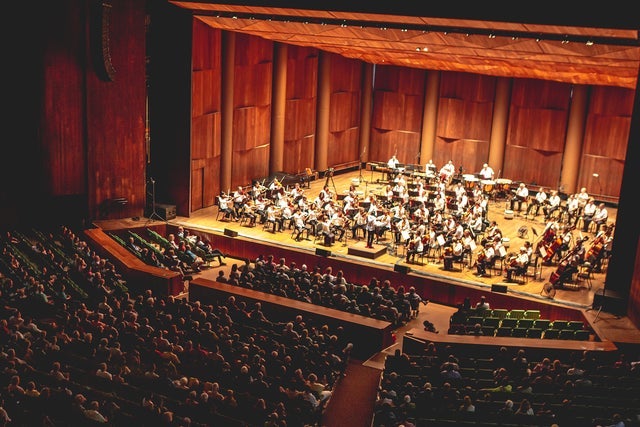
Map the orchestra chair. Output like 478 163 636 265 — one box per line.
576 262 594 289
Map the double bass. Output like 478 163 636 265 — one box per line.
549 237 587 287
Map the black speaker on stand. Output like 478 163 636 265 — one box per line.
394 264 411 274
491 284 508 293
316 248 331 257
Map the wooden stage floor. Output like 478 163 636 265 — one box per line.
94 169 640 345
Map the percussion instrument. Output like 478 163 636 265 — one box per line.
502 237 511 249
481 180 495 193
463 174 479 190
496 178 512 192
504 209 514 220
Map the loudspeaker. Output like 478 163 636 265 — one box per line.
155 203 176 221
224 228 238 238
394 264 411 274
592 289 626 315
491 284 508 293
316 248 331 257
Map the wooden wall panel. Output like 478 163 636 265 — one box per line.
86 0 147 220
329 92 359 132
503 146 563 189
233 106 272 152
192 19 221 71
233 34 273 108
283 135 315 174
192 70 220 116
440 72 497 102
231 145 270 189
284 98 316 141
434 71 495 170
191 23 222 213
370 66 426 163
510 79 572 109
286 46 318 99
42 0 86 197
507 107 568 151
328 128 360 167
283 47 318 175
191 113 221 159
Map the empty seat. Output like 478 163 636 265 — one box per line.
483 317 501 328
526 328 543 338
567 321 584 330
551 320 569 330
481 326 496 337
543 329 560 339
508 309 526 319
533 319 551 330
524 309 541 320
500 318 518 328
496 326 512 337
511 327 528 337
492 309 508 319
517 319 534 329
574 330 591 341
559 329 575 340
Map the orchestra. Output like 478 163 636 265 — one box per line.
212 160 612 298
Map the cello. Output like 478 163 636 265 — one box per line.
543 225 575 263
549 237 587 287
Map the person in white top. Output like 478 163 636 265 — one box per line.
387 154 400 181
510 182 529 213
591 203 609 233
526 187 547 217
506 246 529 282
406 232 424 264
543 190 562 220
479 163 495 180
581 198 597 231
439 160 456 184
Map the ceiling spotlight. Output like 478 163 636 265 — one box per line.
561 39 569 44
535 38 540 42
422 47 428 52
586 40 594 46
488 33 496 39
416 47 421 52
511 36 518 40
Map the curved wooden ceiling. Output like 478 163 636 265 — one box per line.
169 1 640 89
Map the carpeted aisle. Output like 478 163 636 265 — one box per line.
321 360 382 427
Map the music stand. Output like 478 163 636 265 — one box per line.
146 178 164 222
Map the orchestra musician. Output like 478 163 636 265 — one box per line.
580 197 597 232
510 182 529 213
550 237 586 288
218 192 238 221
525 187 547 217
443 238 464 271
292 208 309 241
543 190 561 220
425 159 437 175
265 203 280 233
330 210 347 242
365 210 377 248
387 154 400 181
439 160 456 184
240 199 257 227
565 194 580 227
505 246 529 282
591 203 609 233
351 207 368 240
479 163 495 180
406 231 424 264
232 186 248 211
475 242 495 277
588 224 613 272
251 179 267 200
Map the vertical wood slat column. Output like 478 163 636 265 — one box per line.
358 62 374 164
420 70 440 165
489 77 512 177
315 51 330 173
560 85 588 195
270 42 287 174
220 31 235 193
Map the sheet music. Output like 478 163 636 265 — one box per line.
499 246 507 257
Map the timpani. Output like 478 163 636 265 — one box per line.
481 179 495 194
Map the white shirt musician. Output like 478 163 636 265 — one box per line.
526 187 547 217
479 163 495 180
433 193 445 213
406 232 424 264
475 243 495 276
439 160 456 183
591 203 608 232
576 187 590 211
388 154 400 169
425 159 437 174
566 194 580 226
269 178 282 191
506 247 529 282
510 182 529 212
543 190 562 220
396 216 412 244
290 183 305 200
